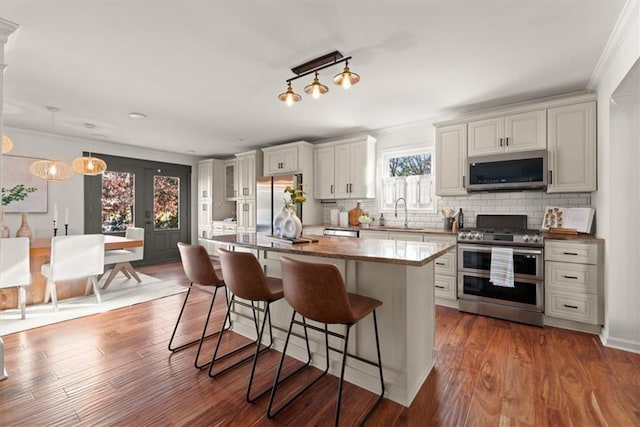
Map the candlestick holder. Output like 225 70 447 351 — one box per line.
64 224 69 236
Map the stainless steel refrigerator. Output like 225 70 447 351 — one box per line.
256 174 303 234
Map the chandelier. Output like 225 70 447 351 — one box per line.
72 124 107 175
2 134 13 153
29 106 74 181
278 50 360 106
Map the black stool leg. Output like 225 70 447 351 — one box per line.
335 324 352 427
207 295 259 376
194 286 227 368
360 309 386 425
267 313 326 419
246 301 277 402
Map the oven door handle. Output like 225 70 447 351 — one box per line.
512 248 543 256
458 244 542 256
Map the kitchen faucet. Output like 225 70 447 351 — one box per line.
394 197 408 228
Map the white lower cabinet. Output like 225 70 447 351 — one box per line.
544 240 603 326
424 234 458 302
209 221 238 257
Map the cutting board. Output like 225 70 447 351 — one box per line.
348 202 363 226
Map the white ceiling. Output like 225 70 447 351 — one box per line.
1 1 626 157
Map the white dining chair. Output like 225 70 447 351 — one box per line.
41 234 105 312
102 226 145 289
0 237 31 319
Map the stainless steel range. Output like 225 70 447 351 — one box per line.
457 214 544 326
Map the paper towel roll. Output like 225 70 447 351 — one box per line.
330 209 340 225
339 212 348 227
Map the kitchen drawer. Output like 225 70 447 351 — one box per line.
546 261 597 293
435 274 457 300
434 250 456 276
423 234 457 245
546 290 599 324
545 241 597 264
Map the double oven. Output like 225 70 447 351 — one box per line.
457 214 544 326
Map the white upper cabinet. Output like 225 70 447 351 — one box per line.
314 135 376 200
435 123 467 196
547 101 596 193
468 110 546 157
197 160 213 201
314 144 335 199
224 159 237 201
235 150 263 199
263 144 300 175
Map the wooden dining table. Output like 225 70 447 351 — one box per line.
0 235 144 310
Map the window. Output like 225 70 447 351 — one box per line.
380 148 434 212
153 175 180 230
101 171 135 233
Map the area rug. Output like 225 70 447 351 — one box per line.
0 272 187 335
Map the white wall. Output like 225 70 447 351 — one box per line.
591 1 640 353
1 126 200 242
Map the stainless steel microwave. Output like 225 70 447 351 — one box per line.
467 150 548 192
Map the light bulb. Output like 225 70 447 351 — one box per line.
88 160 94 170
286 93 294 107
342 76 351 90
49 164 57 175
312 84 321 99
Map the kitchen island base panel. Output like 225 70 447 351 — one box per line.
229 251 436 407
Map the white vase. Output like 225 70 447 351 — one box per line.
273 208 302 238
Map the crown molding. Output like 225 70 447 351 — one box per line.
0 18 19 45
588 1 640 90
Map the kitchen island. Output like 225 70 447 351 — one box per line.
206 233 454 406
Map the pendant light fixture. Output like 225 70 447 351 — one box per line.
72 123 107 175
304 72 329 99
333 59 360 89
1 134 13 153
278 50 359 105
277 82 302 107
29 107 74 181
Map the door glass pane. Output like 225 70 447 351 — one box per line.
154 175 180 230
102 171 135 233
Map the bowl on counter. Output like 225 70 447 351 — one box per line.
359 218 373 228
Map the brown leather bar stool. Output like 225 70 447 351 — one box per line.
212 248 311 403
268 256 385 426
168 242 231 369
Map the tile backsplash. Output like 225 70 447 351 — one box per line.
321 191 592 231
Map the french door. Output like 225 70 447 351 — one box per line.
84 153 191 264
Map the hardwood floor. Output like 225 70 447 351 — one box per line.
1 262 638 426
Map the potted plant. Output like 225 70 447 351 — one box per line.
1 184 37 238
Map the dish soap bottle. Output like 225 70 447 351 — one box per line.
379 213 385 226
458 209 464 229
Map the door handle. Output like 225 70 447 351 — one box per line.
499 137 503 147
330 184 333 194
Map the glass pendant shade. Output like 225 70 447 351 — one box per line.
304 73 329 99
72 156 107 175
29 159 74 181
2 134 13 153
333 63 360 89
278 83 302 106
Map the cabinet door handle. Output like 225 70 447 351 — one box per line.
499 137 503 147
243 203 249 212
202 190 207 198
346 184 350 193
435 285 445 289
548 170 553 184
563 275 579 279
436 262 445 266
202 204 207 211
563 252 579 256
505 137 509 146
563 304 579 310
462 175 466 189
330 184 334 194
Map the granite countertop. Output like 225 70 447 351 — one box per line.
543 233 605 243
207 233 455 266
303 223 457 235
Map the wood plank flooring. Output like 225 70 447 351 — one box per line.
1 262 638 426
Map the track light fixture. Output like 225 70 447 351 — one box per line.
278 50 359 105
278 82 302 106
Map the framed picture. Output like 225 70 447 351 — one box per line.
1 155 48 213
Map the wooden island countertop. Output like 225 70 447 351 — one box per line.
206 233 454 266
205 232 455 407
